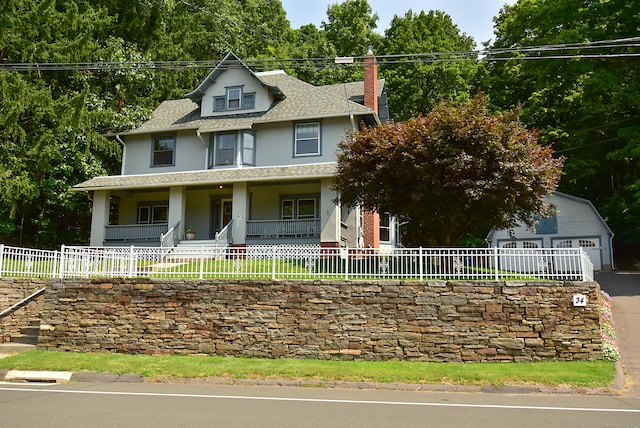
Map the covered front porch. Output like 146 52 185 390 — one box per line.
80 164 352 248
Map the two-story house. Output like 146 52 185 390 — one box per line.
74 52 395 249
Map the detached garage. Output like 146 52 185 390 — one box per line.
487 192 614 271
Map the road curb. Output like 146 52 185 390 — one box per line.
0 365 625 393
613 360 626 390
0 370 144 384
2 370 73 383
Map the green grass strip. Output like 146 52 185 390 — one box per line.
0 351 615 388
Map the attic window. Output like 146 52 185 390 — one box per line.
227 88 241 109
213 86 256 112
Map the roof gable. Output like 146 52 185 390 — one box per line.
186 52 281 103
118 53 379 136
185 52 282 119
486 191 613 240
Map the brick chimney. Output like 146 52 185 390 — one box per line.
362 46 380 249
363 46 378 113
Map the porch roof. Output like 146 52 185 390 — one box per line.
73 162 338 191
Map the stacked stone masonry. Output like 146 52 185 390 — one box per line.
2 278 603 362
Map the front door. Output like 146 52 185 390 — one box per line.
211 198 233 238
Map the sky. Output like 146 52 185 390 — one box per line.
280 0 514 47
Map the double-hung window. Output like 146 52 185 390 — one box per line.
213 133 236 166
227 88 241 110
294 122 320 156
152 135 175 166
242 131 255 165
379 212 391 242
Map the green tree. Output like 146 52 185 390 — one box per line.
286 24 341 86
334 93 564 246
0 72 112 246
322 0 382 56
380 10 480 120
487 0 640 246
0 0 148 246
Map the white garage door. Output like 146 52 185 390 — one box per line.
553 238 601 271
498 240 544 273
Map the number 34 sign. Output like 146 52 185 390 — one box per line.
572 294 588 307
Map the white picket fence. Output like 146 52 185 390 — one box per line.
0 244 594 281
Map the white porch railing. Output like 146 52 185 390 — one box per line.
215 219 233 245
246 219 320 238
105 224 167 242
161 222 181 248
0 244 594 281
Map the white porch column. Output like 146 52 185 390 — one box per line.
320 178 340 246
168 186 186 239
90 190 110 247
231 182 248 245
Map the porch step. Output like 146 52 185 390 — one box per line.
10 319 40 346
176 240 227 248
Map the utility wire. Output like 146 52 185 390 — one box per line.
1 37 638 72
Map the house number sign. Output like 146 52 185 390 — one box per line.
572 294 587 307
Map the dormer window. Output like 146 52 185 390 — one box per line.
227 88 241 109
213 86 256 112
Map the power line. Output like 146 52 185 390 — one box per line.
1 37 638 72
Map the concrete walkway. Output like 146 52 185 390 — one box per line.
595 271 640 397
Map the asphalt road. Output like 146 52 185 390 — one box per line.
595 271 640 396
0 381 639 428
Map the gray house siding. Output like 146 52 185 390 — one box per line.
487 192 614 270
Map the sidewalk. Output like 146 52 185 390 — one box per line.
595 271 640 397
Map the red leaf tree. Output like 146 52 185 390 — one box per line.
335 93 565 246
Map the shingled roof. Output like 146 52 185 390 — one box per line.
118 69 378 136
74 162 338 191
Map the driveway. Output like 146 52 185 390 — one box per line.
595 271 640 396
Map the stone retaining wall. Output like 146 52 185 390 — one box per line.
0 279 46 343
28 278 603 362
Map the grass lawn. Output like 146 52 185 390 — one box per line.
0 350 616 388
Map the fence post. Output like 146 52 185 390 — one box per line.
344 246 349 281
128 245 136 278
271 246 277 280
493 247 499 281
0 243 4 278
58 244 66 279
419 247 423 281
199 247 205 280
